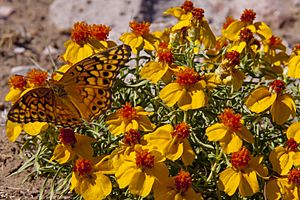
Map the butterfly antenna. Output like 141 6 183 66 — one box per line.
46 45 57 71
28 57 46 71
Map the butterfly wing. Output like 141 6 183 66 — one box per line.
7 87 82 127
58 44 131 122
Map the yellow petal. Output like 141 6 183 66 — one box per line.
178 82 207 110
140 61 168 83
269 146 292 175
265 179 282 200
115 162 136 188
159 83 184 107
219 132 243 154
239 171 259 197
50 144 73 164
286 122 300 142
206 123 228 141
288 55 300 78
245 86 276 113
5 88 22 102
181 140 195 166
80 172 112 200
223 21 245 41
6 120 22 142
270 94 296 125
218 168 241 196
22 122 48 136
237 126 254 144
166 141 183 161
254 22 273 40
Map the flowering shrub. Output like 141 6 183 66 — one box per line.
5 1 300 199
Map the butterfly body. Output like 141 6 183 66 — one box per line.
8 44 131 127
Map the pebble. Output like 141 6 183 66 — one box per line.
0 6 14 18
42 46 58 55
13 47 25 54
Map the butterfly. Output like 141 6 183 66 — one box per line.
7 44 131 127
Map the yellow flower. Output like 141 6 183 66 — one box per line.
70 157 112 200
245 79 296 125
120 21 157 54
153 169 203 200
165 1 215 49
215 50 245 91
269 122 300 175
109 129 145 170
115 145 169 197
223 9 272 42
62 21 115 64
265 176 292 200
218 147 268 197
262 35 288 66
6 120 48 142
140 42 177 84
206 108 253 154
51 128 96 164
288 43 300 78
106 102 155 136
159 67 207 111
144 122 195 166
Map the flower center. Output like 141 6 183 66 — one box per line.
224 50 240 67
71 21 90 45
231 147 251 170
73 159 93 176
123 129 141 146
129 21 150 36
218 108 242 132
9 75 27 89
192 8 204 21
135 149 154 169
26 69 48 86
174 169 192 193
58 128 77 146
176 68 200 86
181 0 194 12
293 43 300 55
118 102 137 120
287 138 298 152
171 122 191 140
89 24 111 41
288 168 300 186
223 16 235 30
268 35 282 47
269 80 285 94
240 9 256 24
157 42 173 64
239 28 254 42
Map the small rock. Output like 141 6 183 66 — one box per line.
42 46 58 55
13 47 25 54
0 6 14 18
11 66 36 75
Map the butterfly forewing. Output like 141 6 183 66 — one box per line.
7 44 131 127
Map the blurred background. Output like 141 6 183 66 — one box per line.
0 0 299 198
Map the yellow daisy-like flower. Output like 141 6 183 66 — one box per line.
215 50 245 91
115 145 169 197
265 176 292 200
70 157 112 200
206 108 253 154
106 102 156 136
223 9 272 42
218 147 268 197
51 128 96 164
269 122 300 175
245 79 296 125
165 1 216 49
144 122 195 166
159 67 207 111
119 21 157 54
62 21 115 64
153 169 203 200
140 42 177 84
288 43 300 78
